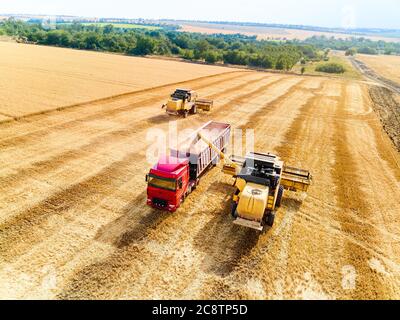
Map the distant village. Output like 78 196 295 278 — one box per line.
0 13 161 25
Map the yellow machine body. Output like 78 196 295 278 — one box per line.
236 182 269 222
166 99 184 114
164 89 212 117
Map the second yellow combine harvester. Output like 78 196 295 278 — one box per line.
162 89 213 118
199 132 312 232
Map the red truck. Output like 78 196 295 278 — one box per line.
146 121 231 212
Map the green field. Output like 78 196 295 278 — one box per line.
59 23 161 30
294 54 362 80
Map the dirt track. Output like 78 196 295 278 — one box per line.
356 54 400 86
350 57 400 95
1 70 400 299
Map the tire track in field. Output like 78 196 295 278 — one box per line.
210 84 351 300
196 81 322 299
206 74 271 100
272 84 324 159
238 79 309 131
57 167 232 299
268 81 400 299
195 75 297 130
144 79 316 298
331 83 387 299
1 71 245 124
55 77 304 299
0 74 288 263
267 82 341 299
207 76 291 118
0 72 248 147
0 73 306 298
332 83 398 298
58 71 250 125
0 151 144 262
0 74 275 193
0 71 255 169
243 80 388 299
233 85 325 298
144 79 316 299
0 72 258 170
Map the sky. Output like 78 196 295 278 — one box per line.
1 0 399 29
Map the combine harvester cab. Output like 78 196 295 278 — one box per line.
146 121 231 212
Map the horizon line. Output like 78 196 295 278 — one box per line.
1 12 400 32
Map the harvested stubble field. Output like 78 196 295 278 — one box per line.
357 54 400 85
1 43 400 300
349 53 400 150
179 22 400 43
0 42 235 120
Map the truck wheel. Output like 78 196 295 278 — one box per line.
266 212 275 227
231 202 238 218
276 186 284 207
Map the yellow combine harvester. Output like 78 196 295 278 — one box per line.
226 153 311 231
162 89 213 118
198 132 312 232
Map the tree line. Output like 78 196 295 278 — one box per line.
303 35 400 55
0 19 320 71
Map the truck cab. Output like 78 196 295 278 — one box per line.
146 121 231 213
146 155 190 212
